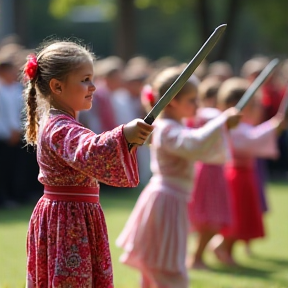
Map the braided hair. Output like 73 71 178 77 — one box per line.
22 39 95 146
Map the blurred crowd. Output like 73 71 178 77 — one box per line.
0 35 287 208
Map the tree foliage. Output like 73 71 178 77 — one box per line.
135 0 197 13
43 0 288 62
49 0 102 18
245 0 288 54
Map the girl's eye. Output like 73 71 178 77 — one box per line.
83 77 90 82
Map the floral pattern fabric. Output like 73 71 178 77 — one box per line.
26 110 139 288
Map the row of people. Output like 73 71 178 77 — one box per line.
0 35 287 287
116 66 287 287
1 35 287 208
0 41 42 208
186 75 283 269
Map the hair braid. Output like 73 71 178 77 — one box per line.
22 39 95 146
25 80 38 146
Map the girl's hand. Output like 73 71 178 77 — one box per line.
123 119 154 147
222 107 242 129
272 112 288 134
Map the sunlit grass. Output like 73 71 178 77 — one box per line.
0 182 288 288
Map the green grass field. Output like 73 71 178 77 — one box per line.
0 182 288 288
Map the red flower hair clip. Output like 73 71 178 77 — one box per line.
24 54 38 80
141 84 155 105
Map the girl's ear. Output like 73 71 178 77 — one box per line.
168 98 178 108
49 78 63 95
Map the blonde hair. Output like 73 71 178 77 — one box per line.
217 77 249 108
207 60 233 80
198 76 222 102
142 66 197 113
240 56 269 79
22 40 94 146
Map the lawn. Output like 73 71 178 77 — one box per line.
0 181 288 288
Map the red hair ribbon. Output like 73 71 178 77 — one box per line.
24 54 38 80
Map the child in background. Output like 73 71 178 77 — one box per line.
23 40 153 288
213 77 287 266
0 50 24 206
240 57 272 255
116 66 240 288
186 76 233 270
240 56 273 212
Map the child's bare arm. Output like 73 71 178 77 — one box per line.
222 107 242 130
270 112 288 135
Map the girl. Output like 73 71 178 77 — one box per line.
213 77 287 265
116 66 240 288
186 76 233 270
23 40 153 288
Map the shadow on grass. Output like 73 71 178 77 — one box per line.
99 185 142 210
249 253 288 267
209 264 273 277
0 205 34 224
267 179 288 190
206 256 288 286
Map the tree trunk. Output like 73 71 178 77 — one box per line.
13 0 29 45
115 0 136 61
195 0 240 61
0 0 14 42
195 0 211 40
217 0 240 60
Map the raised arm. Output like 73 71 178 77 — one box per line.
44 116 139 187
158 113 230 164
229 119 280 159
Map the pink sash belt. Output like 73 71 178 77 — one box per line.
44 185 99 203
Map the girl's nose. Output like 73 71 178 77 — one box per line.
90 82 96 92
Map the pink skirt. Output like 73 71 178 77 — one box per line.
188 163 232 232
26 186 113 288
116 180 189 283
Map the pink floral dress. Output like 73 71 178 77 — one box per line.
26 109 139 288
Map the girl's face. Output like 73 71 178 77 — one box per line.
53 59 96 114
171 89 198 120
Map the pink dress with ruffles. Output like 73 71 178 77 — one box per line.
116 115 230 288
26 110 139 288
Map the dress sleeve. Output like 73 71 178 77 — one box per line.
159 114 231 164
229 119 279 159
46 116 139 187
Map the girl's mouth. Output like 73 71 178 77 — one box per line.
85 95 93 100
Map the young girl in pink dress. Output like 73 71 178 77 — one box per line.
213 77 287 266
22 40 153 288
116 66 240 288
186 77 233 270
